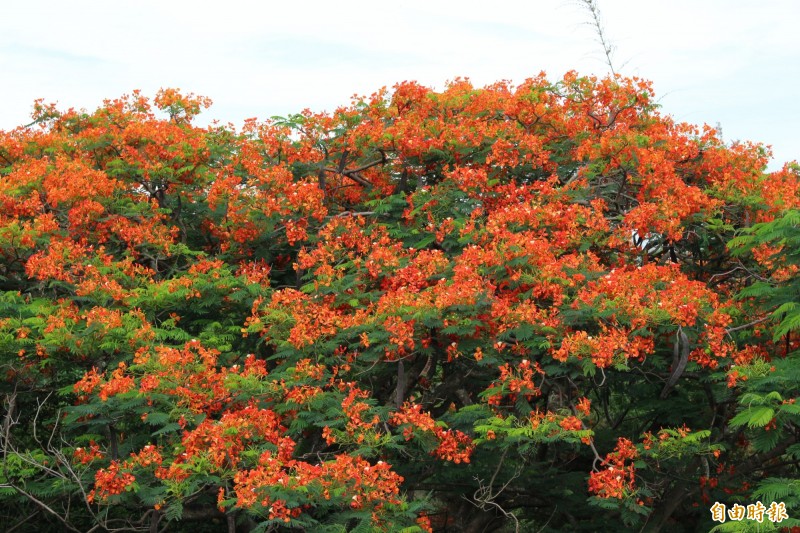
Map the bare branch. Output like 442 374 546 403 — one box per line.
7 484 83 533
464 449 522 532
576 0 618 76
324 167 373 188
726 316 770 335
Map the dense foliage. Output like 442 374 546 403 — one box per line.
0 74 798 532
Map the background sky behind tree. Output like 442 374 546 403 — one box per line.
1 0 797 169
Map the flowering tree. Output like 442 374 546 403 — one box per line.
0 75 798 532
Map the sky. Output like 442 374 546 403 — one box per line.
1 0 798 170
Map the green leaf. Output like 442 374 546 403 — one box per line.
730 406 775 429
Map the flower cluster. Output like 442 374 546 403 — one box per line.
588 438 638 499
390 403 474 463
88 461 136 503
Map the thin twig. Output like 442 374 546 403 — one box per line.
577 0 618 76
726 316 770 335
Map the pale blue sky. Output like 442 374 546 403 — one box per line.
2 0 798 169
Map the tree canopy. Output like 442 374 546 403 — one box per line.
1 73 799 532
